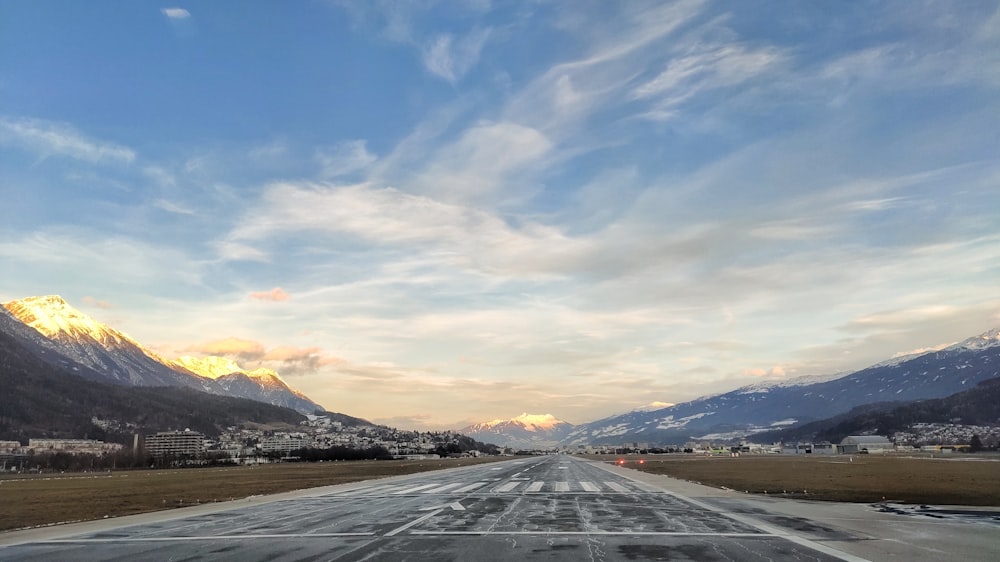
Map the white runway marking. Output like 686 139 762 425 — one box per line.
43 533 377 543
604 481 629 493
525 481 544 492
392 483 441 495
422 483 462 494
494 482 520 493
554 482 570 492
385 510 441 537
453 482 486 493
409 531 774 537
579 481 600 492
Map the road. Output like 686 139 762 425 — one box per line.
1 455 996 561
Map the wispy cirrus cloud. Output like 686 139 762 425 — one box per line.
0 117 136 163
422 27 491 82
316 140 377 178
161 8 190 20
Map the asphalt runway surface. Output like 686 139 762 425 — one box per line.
2 455 997 561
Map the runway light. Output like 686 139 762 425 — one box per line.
617 459 625 465
639 459 645 464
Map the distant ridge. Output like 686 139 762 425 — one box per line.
560 327 1000 446
460 413 574 449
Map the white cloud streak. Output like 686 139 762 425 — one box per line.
161 8 190 20
0 117 136 164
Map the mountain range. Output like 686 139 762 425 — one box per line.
4 294 999 449
2 296 323 414
560 328 1000 446
458 413 574 449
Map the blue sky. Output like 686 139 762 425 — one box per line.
1 1 999 429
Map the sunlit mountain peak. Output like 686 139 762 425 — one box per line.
4 295 133 347
173 355 287 383
510 413 564 431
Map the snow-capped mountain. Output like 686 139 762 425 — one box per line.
561 327 1000 446
459 413 574 449
3 296 217 390
2 295 324 414
174 356 322 413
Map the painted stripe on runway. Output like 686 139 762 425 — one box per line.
579 481 600 492
452 482 486 493
42 533 377 543
422 483 462 494
525 481 544 492
409 531 774 537
494 481 520 493
337 484 393 496
554 481 570 492
604 481 629 493
385 509 442 537
392 483 441 494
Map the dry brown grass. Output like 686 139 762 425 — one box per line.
0 457 508 532
616 454 1000 505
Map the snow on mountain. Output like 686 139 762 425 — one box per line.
947 327 1000 352
174 355 321 414
2 295 324 414
3 296 215 390
561 327 1000 446
460 413 574 449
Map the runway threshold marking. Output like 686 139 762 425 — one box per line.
453 482 486 493
604 481 629 493
407 531 778 537
579 481 600 492
525 481 544 492
422 483 462 494
39 533 377 543
494 482 520 493
392 483 441 495
554 482 570 492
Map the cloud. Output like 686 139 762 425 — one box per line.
422 28 491 82
249 287 290 302
154 199 195 215
0 117 136 163
161 8 190 20
316 140 377 178
82 296 113 309
187 337 267 360
632 42 786 120
227 181 588 276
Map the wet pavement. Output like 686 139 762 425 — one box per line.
0 455 972 561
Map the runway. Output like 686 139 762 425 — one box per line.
1 455 996 561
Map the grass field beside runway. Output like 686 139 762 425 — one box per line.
0 457 512 531
614 454 1000 505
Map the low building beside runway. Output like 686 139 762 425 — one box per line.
838 435 893 454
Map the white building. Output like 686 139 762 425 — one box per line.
838 435 893 454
